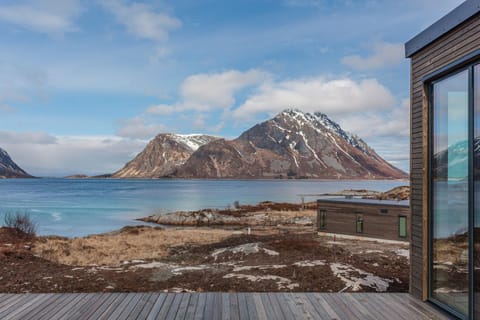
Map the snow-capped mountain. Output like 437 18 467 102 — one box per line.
112 134 219 178
0 147 32 178
175 109 407 179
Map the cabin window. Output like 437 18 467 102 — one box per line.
398 216 407 238
355 214 363 233
430 68 469 316
380 208 388 214
319 210 326 229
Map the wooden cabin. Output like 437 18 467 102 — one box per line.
316 199 410 242
405 0 480 318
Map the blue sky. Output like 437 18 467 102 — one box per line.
0 0 464 176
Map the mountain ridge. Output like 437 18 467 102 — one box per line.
115 109 407 180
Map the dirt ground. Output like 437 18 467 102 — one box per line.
0 225 409 294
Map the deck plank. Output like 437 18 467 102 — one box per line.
0 294 41 320
0 292 453 319
126 293 152 320
11 294 56 320
184 292 199 320
116 293 144 320
152 293 175 320
145 293 168 320
164 292 184 320
228 293 240 320
175 292 192 320
48 293 85 320
26 293 72 320
236 292 249 320
84 293 122 320
193 291 207 320
66 293 107 319
51 293 98 320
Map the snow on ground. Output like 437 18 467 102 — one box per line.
394 249 409 259
211 242 279 261
330 263 393 292
233 264 287 272
223 273 300 290
293 260 326 267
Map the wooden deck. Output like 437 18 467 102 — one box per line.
0 292 449 319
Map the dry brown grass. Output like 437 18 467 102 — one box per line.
34 226 234 266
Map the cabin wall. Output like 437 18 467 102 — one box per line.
410 13 480 300
316 201 410 242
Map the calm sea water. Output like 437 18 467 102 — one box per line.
0 179 407 237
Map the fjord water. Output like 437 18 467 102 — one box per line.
0 179 406 237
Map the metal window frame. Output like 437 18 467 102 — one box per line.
426 57 478 320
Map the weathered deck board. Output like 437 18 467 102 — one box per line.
0 292 450 320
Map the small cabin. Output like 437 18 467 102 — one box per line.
316 199 410 242
406 0 480 318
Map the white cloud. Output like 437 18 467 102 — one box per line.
181 69 270 109
342 42 404 70
233 77 395 120
0 0 83 35
0 130 57 144
116 117 165 139
102 0 181 42
147 69 270 114
337 98 410 138
1 133 147 177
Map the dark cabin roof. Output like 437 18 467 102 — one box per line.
317 198 409 207
405 0 480 58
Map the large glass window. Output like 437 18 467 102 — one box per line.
431 69 469 316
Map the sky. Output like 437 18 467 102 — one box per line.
0 0 465 177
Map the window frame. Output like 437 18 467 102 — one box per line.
425 59 478 320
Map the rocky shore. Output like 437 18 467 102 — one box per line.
139 201 316 227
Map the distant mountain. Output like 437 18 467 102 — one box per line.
0 148 32 178
174 109 407 179
115 109 407 180
112 134 219 178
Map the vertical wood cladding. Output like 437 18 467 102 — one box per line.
316 200 410 242
410 14 480 300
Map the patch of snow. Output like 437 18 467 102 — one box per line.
394 249 409 259
233 265 287 272
293 260 326 267
170 134 216 152
223 273 299 290
167 288 195 293
211 243 279 261
130 262 174 269
330 263 393 292
171 265 209 275
122 259 146 265
363 250 383 254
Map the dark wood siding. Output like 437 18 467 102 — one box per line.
409 13 480 300
316 201 410 242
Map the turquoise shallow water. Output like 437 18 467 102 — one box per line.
0 179 407 237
